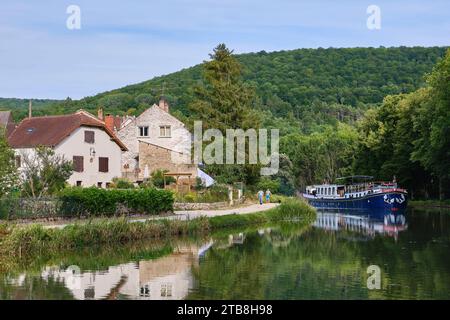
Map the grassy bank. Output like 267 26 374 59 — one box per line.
0 198 315 265
409 200 450 209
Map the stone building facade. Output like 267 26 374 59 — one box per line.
113 98 195 182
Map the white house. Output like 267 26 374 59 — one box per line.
8 110 127 188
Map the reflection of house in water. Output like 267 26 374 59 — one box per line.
313 211 407 239
40 243 211 300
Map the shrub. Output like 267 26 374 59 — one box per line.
110 177 135 189
58 187 174 217
267 197 316 221
151 169 176 188
257 177 280 193
139 180 154 189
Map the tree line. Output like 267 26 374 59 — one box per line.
1 45 448 199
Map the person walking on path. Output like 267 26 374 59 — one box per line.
265 189 272 203
258 190 264 205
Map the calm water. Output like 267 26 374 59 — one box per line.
1 207 450 300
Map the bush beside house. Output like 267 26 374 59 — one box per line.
59 187 174 217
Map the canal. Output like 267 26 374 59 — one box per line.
1 207 450 299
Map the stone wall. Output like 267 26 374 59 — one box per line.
138 140 197 182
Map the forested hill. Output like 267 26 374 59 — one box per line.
1 46 447 121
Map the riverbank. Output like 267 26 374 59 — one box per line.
0 198 316 269
409 200 450 209
34 202 279 229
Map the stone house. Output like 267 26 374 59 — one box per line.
108 98 197 183
8 110 127 188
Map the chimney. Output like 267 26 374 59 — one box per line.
28 99 32 118
104 114 115 132
97 107 104 120
159 97 169 113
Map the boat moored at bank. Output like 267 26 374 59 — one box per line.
302 175 408 212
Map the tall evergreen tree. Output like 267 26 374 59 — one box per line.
189 44 261 185
190 43 260 131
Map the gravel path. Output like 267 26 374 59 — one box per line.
42 202 280 229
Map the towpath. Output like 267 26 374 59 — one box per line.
37 202 280 229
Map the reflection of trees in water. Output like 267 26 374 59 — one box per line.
0 275 74 300
2 211 450 300
188 213 450 299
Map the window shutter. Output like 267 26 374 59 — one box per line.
99 157 109 173
85 130 95 143
73 156 84 172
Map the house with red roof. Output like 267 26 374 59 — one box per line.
8 110 127 188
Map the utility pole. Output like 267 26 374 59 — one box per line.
28 99 32 118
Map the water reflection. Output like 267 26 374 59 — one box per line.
4 243 213 300
313 210 408 240
2 208 450 300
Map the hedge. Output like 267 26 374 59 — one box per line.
58 187 174 217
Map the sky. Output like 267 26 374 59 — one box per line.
1 0 449 99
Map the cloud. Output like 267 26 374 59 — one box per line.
0 0 449 99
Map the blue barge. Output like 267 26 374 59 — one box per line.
302 176 408 212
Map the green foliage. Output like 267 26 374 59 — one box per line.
98 93 136 113
175 184 229 203
268 198 316 221
0 197 315 260
281 123 358 190
150 169 176 188
139 180 154 189
257 177 280 194
9 46 444 125
20 146 73 198
110 177 135 189
189 44 262 184
0 217 209 259
208 197 315 229
58 187 174 217
0 129 18 197
354 49 450 199
189 43 260 131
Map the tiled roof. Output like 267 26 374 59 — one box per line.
8 112 127 151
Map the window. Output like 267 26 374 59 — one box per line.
159 125 171 137
73 156 84 172
15 155 21 167
76 181 82 187
84 130 95 143
138 126 149 137
106 182 111 188
161 284 172 297
140 285 150 298
97 182 102 188
99 157 109 173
